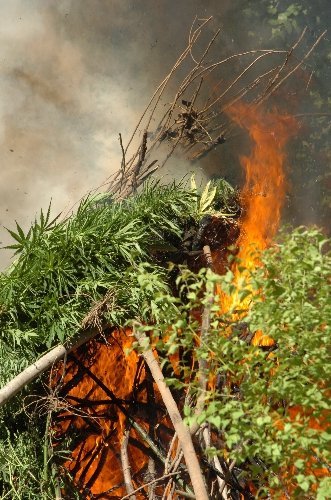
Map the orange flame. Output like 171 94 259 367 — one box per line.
53 329 152 497
220 103 298 326
231 103 297 261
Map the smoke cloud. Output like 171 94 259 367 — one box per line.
0 0 328 269
0 0 229 268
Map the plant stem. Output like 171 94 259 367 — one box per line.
120 428 136 499
134 326 209 500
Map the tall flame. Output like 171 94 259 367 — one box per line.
221 103 298 318
232 102 297 263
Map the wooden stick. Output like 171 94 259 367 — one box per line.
134 326 208 500
121 472 184 500
0 327 101 407
119 132 126 193
120 428 136 499
189 246 214 436
132 130 148 192
147 457 156 499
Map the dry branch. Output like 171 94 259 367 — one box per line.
120 427 136 499
189 245 214 436
147 457 156 499
134 325 209 500
64 18 324 215
0 326 101 407
121 472 184 500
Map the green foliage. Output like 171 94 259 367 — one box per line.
0 177 239 383
134 227 330 497
1 174 328 498
0 427 50 499
190 174 239 219
0 181 198 385
0 178 236 496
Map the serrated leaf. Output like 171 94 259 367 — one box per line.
5 227 24 245
190 173 197 191
200 180 211 202
15 222 26 242
200 186 217 212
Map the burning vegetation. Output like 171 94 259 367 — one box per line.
0 17 330 500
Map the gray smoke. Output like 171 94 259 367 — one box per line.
0 0 329 269
0 0 231 268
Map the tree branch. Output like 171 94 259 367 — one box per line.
120 427 136 499
134 325 208 500
0 326 102 407
121 472 185 500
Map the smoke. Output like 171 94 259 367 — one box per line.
0 0 231 268
0 0 329 269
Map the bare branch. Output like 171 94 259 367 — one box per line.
120 427 136 499
132 130 148 192
258 29 327 105
0 326 102 407
121 472 183 500
134 325 209 500
147 457 156 499
119 133 126 193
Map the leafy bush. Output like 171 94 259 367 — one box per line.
134 227 330 497
0 182 198 384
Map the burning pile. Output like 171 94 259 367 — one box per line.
51 105 302 498
0 17 329 500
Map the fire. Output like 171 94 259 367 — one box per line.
225 104 329 497
232 102 297 260
221 103 298 325
53 329 153 497
54 103 300 497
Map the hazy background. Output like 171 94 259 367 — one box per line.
0 0 329 269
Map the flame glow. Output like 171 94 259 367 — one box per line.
232 103 297 260
221 103 298 327
54 329 151 497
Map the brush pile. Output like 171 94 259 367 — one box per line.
0 17 329 500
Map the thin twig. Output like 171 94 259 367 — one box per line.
219 459 236 496
174 490 196 499
120 428 136 499
259 29 327 105
164 433 178 473
259 27 307 100
132 130 148 192
190 246 214 436
119 133 126 192
121 472 183 500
